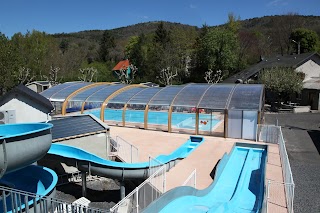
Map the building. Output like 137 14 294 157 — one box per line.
41 82 265 140
0 84 54 123
26 81 52 93
224 52 320 110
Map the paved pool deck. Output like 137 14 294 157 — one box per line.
110 126 288 213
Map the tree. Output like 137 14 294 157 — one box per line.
114 64 138 84
157 67 178 86
42 66 62 86
258 67 304 109
98 30 115 62
0 33 21 94
153 22 170 47
192 27 239 82
270 13 306 55
78 67 98 82
204 69 223 84
59 39 69 54
290 28 320 54
17 67 35 84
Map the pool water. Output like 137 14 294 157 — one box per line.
87 109 220 131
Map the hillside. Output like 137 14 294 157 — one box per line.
51 15 320 62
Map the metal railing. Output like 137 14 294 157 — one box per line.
110 136 139 163
277 126 295 213
182 169 196 188
257 124 295 213
0 185 108 213
110 156 166 213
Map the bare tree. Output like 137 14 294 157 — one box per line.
17 67 35 84
204 69 223 84
157 67 178 86
78 67 97 82
43 66 62 86
114 64 138 84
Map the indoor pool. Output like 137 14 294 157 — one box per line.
87 109 220 131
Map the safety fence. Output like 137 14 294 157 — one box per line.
110 136 139 163
0 185 107 213
110 157 166 213
257 124 295 213
182 169 197 188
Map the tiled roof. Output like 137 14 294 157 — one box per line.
112 59 129 71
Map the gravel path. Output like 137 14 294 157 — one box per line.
55 177 121 210
265 113 320 213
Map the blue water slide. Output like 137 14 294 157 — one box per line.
46 136 205 180
0 123 58 213
143 144 267 213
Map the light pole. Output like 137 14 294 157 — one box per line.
291 39 301 55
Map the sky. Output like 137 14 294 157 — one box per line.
0 0 319 37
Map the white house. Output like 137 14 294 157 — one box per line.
0 84 54 123
223 52 320 110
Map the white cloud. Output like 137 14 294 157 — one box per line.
189 4 197 9
267 0 289 7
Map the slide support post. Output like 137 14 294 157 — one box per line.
82 172 87 197
120 181 125 200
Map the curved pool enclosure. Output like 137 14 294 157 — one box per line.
41 82 264 139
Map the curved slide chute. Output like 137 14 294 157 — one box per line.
0 123 57 213
143 144 267 213
47 136 205 180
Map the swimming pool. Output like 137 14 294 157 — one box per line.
87 109 220 131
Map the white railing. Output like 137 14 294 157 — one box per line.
110 162 166 213
110 136 139 163
182 169 196 188
257 124 295 213
0 185 107 213
277 126 295 213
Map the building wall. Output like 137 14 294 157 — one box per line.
296 59 320 82
56 132 109 159
26 84 38 92
0 98 50 123
301 89 320 110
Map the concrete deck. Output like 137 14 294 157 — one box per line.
110 126 288 212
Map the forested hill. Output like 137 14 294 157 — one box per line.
52 15 320 63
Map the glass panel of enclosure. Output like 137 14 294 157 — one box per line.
85 84 126 102
51 101 63 115
108 87 145 104
82 84 126 115
127 87 162 105
172 84 210 107
125 104 147 128
228 84 263 110
146 104 170 131
50 82 91 102
40 82 78 99
67 84 108 113
197 109 225 137
148 86 184 105
104 103 125 126
198 84 235 109
171 106 197 134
